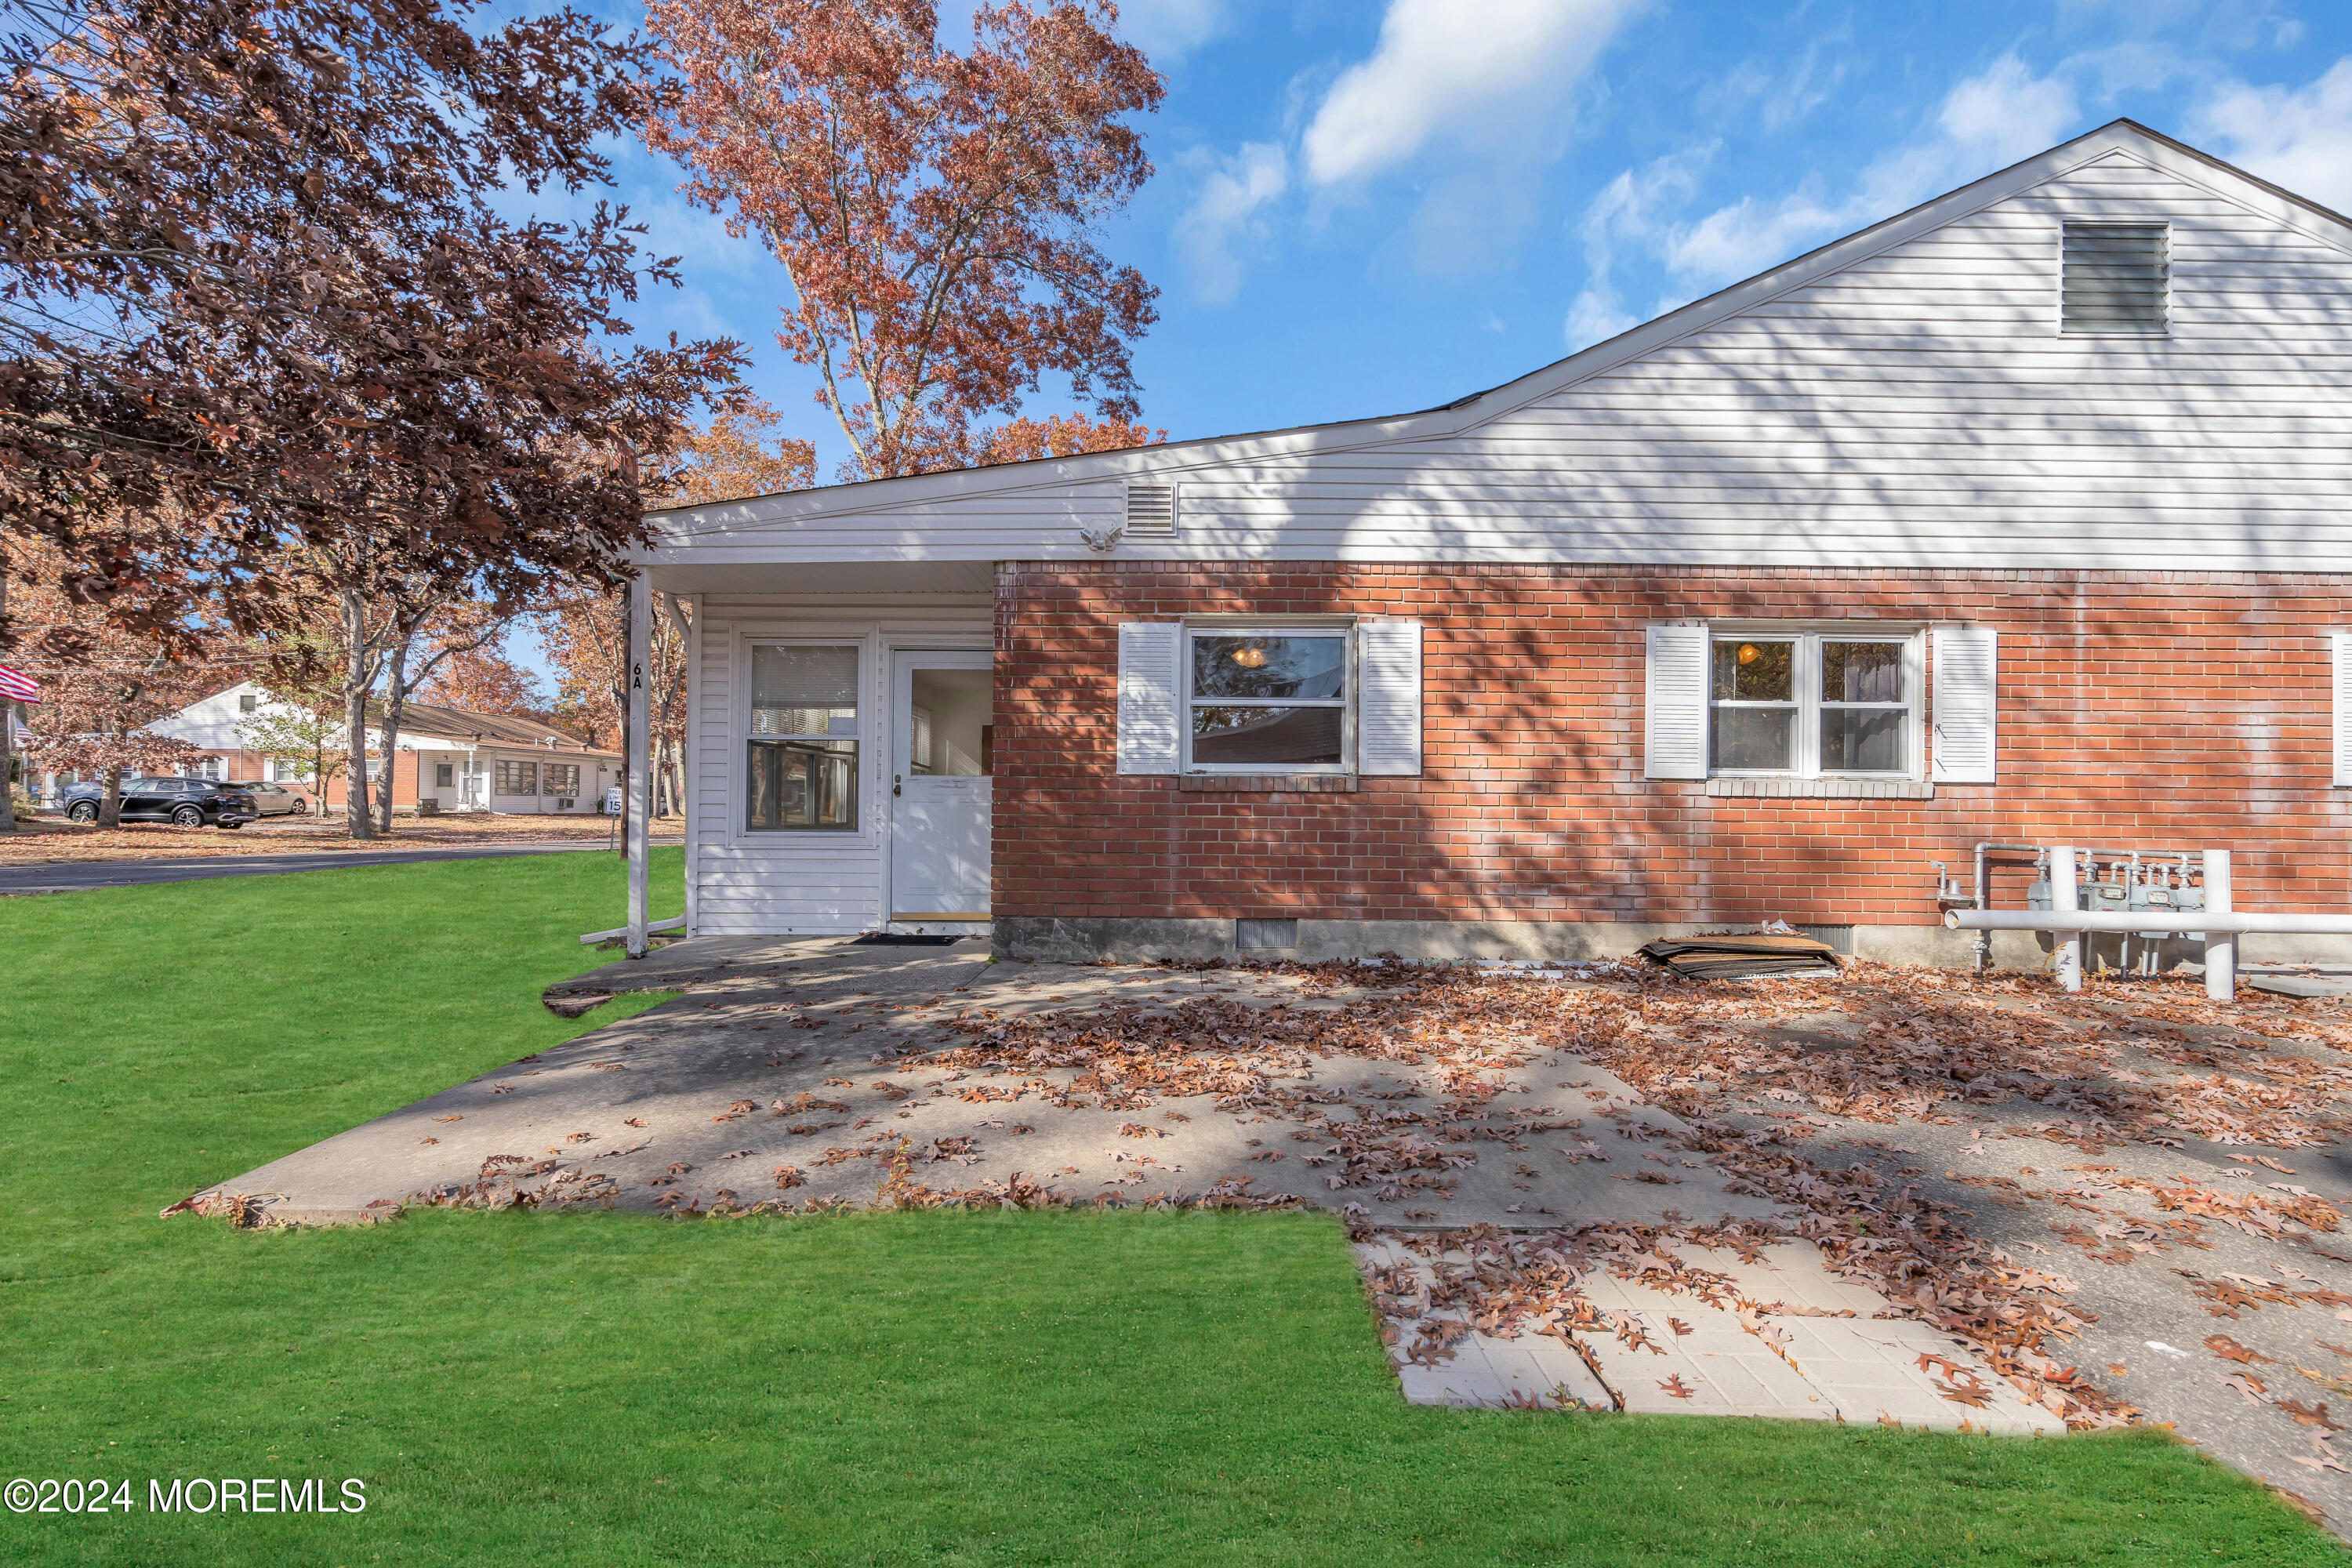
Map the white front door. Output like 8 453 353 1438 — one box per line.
457 758 488 809
889 650 993 924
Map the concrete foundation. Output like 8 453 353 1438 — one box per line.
993 916 2352 972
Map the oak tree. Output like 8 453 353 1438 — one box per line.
644 0 1163 479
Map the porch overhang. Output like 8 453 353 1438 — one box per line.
637 559 996 597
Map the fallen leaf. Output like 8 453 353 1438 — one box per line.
2205 1335 2272 1365
624 1118 648 1128
1658 1374 1696 1399
2222 1373 2270 1405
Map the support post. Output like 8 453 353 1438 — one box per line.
2204 848 2234 1004
625 573 651 959
2052 845 2082 993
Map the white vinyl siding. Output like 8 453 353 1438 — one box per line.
647 147 2352 576
1929 627 1999 784
685 595 991 935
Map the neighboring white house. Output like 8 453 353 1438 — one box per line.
134 681 621 815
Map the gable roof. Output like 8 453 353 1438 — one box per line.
644 118 2352 545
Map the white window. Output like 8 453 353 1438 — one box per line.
494 759 536 795
1707 632 1921 778
238 692 258 713
1185 629 1350 772
746 644 859 830
268 757 312 783
544 763 580 796
1116 621 1421 778
190 756 224 781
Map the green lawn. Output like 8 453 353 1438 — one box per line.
0 851 2336 1566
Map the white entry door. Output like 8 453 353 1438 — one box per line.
890 651 993 924
456 759 488 809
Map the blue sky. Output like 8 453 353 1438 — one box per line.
506 0 2352 684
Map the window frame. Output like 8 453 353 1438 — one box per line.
1179 621 1357 775
1706 625 1926 782
740 636 868 836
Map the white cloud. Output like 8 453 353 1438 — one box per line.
1663 55 2078 291
2197 57 2352 213
1172 142 1290 304
1563 145 1711 349
1300 0 1639 187
1115 0 1232 61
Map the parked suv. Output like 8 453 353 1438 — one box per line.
62 778 258 829
226 780 310 817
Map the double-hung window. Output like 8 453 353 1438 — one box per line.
1710 631 1919 777
746 644 860 830
1185 630 1349 771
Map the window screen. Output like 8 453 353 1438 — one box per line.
748 644 859 830
2062 223 2167 333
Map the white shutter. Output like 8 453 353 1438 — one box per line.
1930 626 1998 783
2332 633 2352 786
1116 622 1181 774
1357 619 1423 776
1642 625 1709 780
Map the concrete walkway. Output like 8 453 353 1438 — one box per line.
210 935 1782 1232
0 841 615 895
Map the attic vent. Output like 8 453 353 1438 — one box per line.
1123 483 1177 535
2061 223 2168 334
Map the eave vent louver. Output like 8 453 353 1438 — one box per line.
2061 222 2168 335
1123 482 1177 535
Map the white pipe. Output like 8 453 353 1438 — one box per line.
2205 848 2235 1003
581 915 684 946
1945 909 2352 935
2052 844 2082 993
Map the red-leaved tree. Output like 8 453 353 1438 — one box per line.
644 0 1163 480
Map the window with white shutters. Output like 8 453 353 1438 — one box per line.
1647 623 1934 781
1114 619 1424 777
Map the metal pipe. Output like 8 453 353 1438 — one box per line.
2052 845 2083 992
1945 909 2352 935
2205 848 2234 1002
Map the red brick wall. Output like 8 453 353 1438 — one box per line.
992 561 2352 927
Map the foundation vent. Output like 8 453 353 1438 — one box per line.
1236 917 1298 952
1792 924 1855 956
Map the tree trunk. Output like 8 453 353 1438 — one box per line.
343 591 375 840
376 639 410 837
97 763 124 829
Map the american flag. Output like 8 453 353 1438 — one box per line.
0 662 37 703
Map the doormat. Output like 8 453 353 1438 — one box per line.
852 933 966 946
